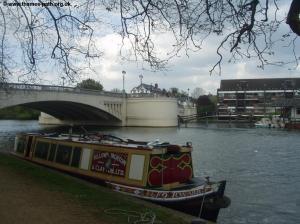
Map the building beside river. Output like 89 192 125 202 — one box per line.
131 83 162 95
217 78 300 119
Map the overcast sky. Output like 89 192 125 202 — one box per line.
73 1 300 95
7 1 300 95
80 34 300 95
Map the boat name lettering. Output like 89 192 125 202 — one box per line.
110 153 126 166
171 187 208 198
93 152 109 160
143 187 212 199
145 191 168 198
93 152 126 166
91 151 128 177
93 164 125 176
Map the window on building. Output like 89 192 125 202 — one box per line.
275 92 284 97
227 101 236 107
34 141 49 159
265 93 272 99
224 93 235 98
297 108 300 115
56 144 72 165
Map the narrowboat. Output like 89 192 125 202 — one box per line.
12 132 230 222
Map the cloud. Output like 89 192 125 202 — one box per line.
4 0 299 91
66 25 300 94
33 2 300 94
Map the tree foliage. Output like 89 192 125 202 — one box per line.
76 78 103 91
111 88 122 93
191 87 206 99
0 0 299 83
196 95 216 115
0 106 40 120
169 87 179 95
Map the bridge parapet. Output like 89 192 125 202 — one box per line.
128 93 168 98
0 83 123 98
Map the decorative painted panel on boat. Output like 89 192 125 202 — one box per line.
91 150 128 177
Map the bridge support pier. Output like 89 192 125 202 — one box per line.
121 95 127 127
38 113 122 126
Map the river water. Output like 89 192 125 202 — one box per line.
0 120 299 224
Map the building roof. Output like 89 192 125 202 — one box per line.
131 83 162 93
219 78 300 91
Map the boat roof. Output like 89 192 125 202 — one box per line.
26 133 191 152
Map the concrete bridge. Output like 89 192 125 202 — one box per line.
0 83 178 127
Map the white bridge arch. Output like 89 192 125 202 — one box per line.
0 83 179 127
0 83 124 126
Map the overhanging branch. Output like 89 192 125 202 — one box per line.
287 0 300 36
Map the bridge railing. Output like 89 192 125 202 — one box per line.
1 83 178 99
0 83 124 97
127 93 173 98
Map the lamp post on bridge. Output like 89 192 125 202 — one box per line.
139 74 143 85
61 76 66 87
121 70 127 126
122 70 126 97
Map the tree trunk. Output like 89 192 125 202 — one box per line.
287 0 300 36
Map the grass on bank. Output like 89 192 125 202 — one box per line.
0 153 191 224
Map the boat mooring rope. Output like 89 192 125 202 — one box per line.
104 208 163 224
198 185 206 218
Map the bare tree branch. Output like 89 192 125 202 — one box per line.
287 0 300 36
0 0 299 83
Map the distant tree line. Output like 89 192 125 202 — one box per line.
76 79 103 91
0 106 40 120
196 95 217 116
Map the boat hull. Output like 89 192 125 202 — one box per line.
155 193 230 222
107 180 230 222
285 122 300 129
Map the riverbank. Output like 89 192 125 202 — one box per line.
0 153 194 224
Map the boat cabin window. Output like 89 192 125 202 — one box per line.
16 137 26 154
35 141 50 159
71 147 82 168
48 144 57 162
56 144 72 165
